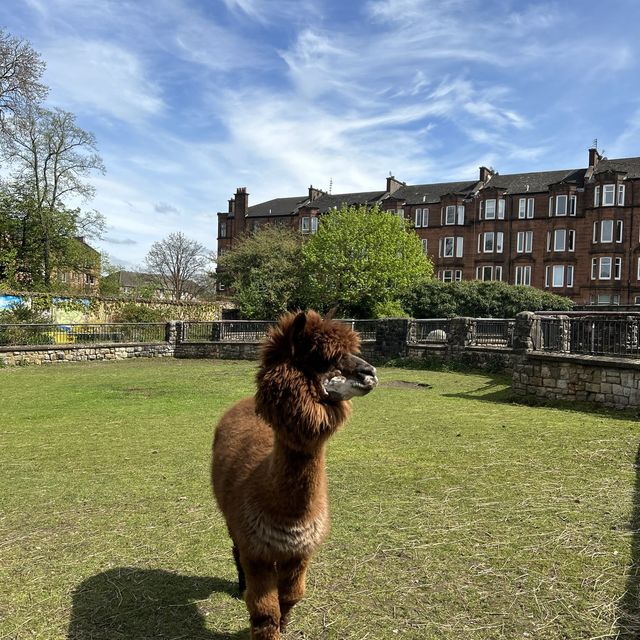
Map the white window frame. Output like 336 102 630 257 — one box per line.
555 195 567 216
615 257 622 280
593 221 598 243
518 198 526 219
455 237 464 258
527 197 535 219
219 222 227 238
457 205 465 225
445 205 456 225
414 208 422 227
637 257 640 280
498 199 505 220
566 265 574 288
601 219 614 243
442 269 454 283
516 231 525 253
496 231 504 253
301 217 310 233
553 229 566 252
618 184 626 206
421 238 428 255
454 270 462 281
602 184 615 206
591 258 597 280
552 265 564 288
441 236 455 258
422 209 429 227
484 199 496 220
569 195 577 216
483 232 495 253
594 185 600 207
515 265 532 286
568 229 575 252
599 257 612 280
311 217 318 233
616 220 623 243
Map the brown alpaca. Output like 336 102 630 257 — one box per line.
212 310 377 640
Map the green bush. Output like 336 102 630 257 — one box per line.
402 280 573 318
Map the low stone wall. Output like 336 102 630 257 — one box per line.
174 342 260 360
511 352 640 409
0 342 174 366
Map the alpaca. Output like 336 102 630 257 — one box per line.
212 310 377 640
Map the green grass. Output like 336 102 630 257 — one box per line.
2 359 640 639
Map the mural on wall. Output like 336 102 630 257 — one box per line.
51 298 91 324
0 295 25 311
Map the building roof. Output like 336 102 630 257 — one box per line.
247 196 308 218
111 270 162 288
486 168 586 194
392 180 481 204
307 190 386 212
595 156 640 179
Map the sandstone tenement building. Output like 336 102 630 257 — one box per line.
217 148 640 306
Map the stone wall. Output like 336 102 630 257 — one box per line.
174 342 261 360
511 352 640 409
0 342 175 366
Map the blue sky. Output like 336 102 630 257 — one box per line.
2 0 640 267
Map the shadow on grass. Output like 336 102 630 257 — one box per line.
617 445 640 638
67 567 248 640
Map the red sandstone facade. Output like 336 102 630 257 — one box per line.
217 148 640 305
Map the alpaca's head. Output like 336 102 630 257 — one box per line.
255 310 377 447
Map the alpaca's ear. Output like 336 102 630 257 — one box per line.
323 307 338 322
290 311 307 352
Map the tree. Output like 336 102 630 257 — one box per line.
0 29 47 131
1 107 105 286
216 226 304 319
401 280 573 318
145 232 210 301
302 204 433 318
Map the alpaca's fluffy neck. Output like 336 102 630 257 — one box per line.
267 436 327 521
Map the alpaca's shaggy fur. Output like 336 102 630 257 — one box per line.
212 310 377 640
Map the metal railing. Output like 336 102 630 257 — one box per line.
534 315 640 357
472 318 515 347
0 323 167 347
182 321 273 343
410 319 451 344
341 319 377 341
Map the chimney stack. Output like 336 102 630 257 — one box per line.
386 175 404 194
588 146 601 169
308 185 323 201
479 166 494 183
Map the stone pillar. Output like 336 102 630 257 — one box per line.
513 311 536 352
165 321 177 345
447 317 474 348
374 318 410 360
557 315 570 353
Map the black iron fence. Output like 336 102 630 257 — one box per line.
534 314 640 358
472 318 515 347
410 319 451 344
182 321 273 343
0 323 167 347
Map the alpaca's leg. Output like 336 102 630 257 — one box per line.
277 556 309 632
232 544 246 596
242 556 281 640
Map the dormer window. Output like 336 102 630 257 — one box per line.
594 183 625 207
443 205 464 225
301 217 310 233
548 194 576 216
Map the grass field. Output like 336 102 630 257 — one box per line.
2 358 640 639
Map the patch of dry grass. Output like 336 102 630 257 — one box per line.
1 359 639 639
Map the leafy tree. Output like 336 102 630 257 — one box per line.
145 232 210 301
0 29 47 132
0 108 105 286
216 226 304 319
402 280 573 318
302 204 433 318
